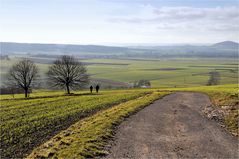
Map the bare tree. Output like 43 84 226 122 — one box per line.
7 59 39 98
47 55 89 94
207 71 220 85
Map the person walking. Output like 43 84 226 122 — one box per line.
90 85 93 93
96 84 100 93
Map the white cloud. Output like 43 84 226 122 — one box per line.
108 6 239 33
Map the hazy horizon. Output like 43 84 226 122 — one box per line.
1 40 239 47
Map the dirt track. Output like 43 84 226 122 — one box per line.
105 92 238 158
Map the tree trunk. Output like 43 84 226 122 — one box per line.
66 85 70 94
24 88 28 98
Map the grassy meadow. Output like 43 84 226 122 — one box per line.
83 58 238 87
0 56 238 87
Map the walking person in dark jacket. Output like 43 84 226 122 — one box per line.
96 84 100 93
90 85 93 93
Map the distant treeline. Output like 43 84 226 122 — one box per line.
0 55 10 60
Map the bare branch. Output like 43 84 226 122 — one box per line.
47 55 89 94
6 59 39 98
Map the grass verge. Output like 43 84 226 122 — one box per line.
27 91 169 158
167 84 238 136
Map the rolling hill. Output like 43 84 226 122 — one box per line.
211 41 239 49
1 41 238 58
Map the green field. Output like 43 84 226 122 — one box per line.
0 89 151 158
84 58 238 87
1 56 238 158
27 91 169 158
1 57 238 88
1 84 238 158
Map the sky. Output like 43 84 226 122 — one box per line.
0 0 239 45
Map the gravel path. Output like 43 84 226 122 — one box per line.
105 92 238 158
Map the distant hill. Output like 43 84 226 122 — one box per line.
0 41 238 58
0 42 130 55
211 41 239 49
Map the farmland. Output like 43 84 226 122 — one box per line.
27 91 169 158
0 89 151 158
84 58 238 87
1 0 238 157
24 84 237 158
1 84 238 158
0 53 238 158
0 56 238 88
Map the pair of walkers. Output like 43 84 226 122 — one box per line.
90 85 100 93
